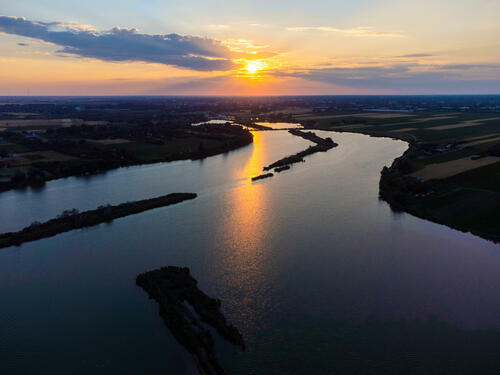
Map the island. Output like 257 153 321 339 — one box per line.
0 193 197 249
136 266 245 375
252 172 274 181
263 129 337 171
274 165 291 173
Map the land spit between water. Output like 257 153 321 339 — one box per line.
0 193 197 249
252 129 338 181
136 266 245 375
263 129 337 171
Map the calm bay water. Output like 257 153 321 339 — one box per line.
1 130 499 374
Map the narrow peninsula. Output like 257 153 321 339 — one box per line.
136 266 245 375
263 129 337 171
0 193 197 249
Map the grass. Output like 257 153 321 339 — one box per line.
0 141 30 153
0 119 81 128
300 111 500 143
445 162 500 192
105 137 223 162
410 156 500 180
410 148 477 169
296 113 415 120
6 151 77 167
408 187 500 237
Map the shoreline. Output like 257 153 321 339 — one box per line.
303 124 499 243
0 128 253 195
378 143 500 243
0 192 197 249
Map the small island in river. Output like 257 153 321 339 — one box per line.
274 165 291 173
252 172 274 181
263 129 337 171
137 266 245 375
0 192 197 249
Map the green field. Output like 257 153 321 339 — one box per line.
98 137 224 162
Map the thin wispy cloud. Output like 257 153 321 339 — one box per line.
249 23 271 28
275 63 500 93
206 24 231 29
223 39 277 59
287 26 404 38
0 15 236 71
436 64 498 70
396 53 434 58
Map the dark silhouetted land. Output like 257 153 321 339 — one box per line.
263 129 337 171
136 266 244 375
0 193 197 248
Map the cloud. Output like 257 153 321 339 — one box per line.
0 15 236 71
436 64 498 70
223 39 277 59
397 53 434 58
276 64 500 93
206 24 231 29
287 26 404 38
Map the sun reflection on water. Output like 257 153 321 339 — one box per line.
235 131 266 179
215 130 276 332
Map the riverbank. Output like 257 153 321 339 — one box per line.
345 130 499 243
0 124 253 194
0 193 197 249
136 266 245 375
379 144 500 243
299 112 500 243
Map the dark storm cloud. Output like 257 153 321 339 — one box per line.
0 15 236 71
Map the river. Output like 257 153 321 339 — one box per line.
1 129 499 374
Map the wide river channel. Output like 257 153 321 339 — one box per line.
1 127 499 374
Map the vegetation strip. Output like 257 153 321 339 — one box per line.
0 193 197 248
263 129 338 171
136 266 245 375
252 172 274 181
274 165 290 173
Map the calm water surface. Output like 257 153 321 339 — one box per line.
1 129 499 374
255 122 302 129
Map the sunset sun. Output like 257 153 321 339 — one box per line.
245 61 262 74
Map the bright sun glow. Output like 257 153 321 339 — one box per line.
245 61 262 74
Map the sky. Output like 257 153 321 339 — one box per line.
0 0 499 95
